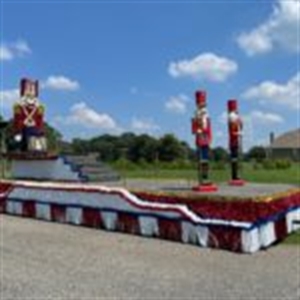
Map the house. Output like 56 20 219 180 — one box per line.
269 128 300 161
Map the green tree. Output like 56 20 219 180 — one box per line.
246 146 267 162
127 134 159 163
44 123 62 152
211 146 228 162
71 138 89 155
157 134 186 162
89 135 120 161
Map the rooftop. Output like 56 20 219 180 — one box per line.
271 128 300 149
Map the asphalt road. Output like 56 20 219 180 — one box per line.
1 214 299 300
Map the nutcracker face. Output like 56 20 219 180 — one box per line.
23 81 37 98
21 80 38 105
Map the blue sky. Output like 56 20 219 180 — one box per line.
0 0 299 150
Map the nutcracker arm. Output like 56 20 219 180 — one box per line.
13 104 24 133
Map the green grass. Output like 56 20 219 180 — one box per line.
115 162 300 185
282 231 300 245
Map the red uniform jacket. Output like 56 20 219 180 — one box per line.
13 103 44 134
192 116 212 147
228 118 242 148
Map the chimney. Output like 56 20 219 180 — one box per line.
270 132 275 146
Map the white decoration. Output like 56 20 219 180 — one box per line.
242 228 260 253
139 216 159 237
66 207 82 225
259 222 276 247
101 211 117 230
35 203 51 220
6 200 22 215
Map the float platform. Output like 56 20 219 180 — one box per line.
0 179 299 253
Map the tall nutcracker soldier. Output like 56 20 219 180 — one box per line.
227 99 245 185
191 90 217 192
13 78 47 153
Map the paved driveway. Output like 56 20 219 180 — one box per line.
1 214 299 300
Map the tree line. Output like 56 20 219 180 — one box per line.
64 133 195 163
0 115 269 164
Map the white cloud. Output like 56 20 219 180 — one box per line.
168 52 238 82
131 117 160 134
218 111 228 125
165 94 189 114
219 109 283 126
0 46 13 61
0 40 31 61
0 89 19 108
241 111 284 149
216 110 283 149
241 73 300 110
237 0 300 55
55 102 119 131
245 110 284 125
43 76 80 91
14 40 31 54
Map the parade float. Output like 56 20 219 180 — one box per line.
0 79 299 253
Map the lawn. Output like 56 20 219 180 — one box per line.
282 230 300 245
116 162 300 185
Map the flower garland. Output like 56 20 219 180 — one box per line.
133 190 300 223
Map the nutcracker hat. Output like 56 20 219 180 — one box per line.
227 99 238 112
20 78 39 97
195 90 206 107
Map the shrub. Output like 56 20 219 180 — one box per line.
211 161 227 170
112 158 139 170
262 159 276 170
275 159 291 169
252 161 262 170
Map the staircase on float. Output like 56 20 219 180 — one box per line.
9 153 121 182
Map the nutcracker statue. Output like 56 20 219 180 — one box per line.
191 90 217 192
12 78 47 153
227 99 245 185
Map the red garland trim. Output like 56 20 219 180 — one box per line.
2 181 299 224
133 191 300 223
0 182 200 223
0 183 13 195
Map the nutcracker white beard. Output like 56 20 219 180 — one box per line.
196 108 209 129
21 96 38 106
228 111 239 122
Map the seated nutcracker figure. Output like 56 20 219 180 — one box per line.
13 78 47 154
227 99 245 186
191 90 217 192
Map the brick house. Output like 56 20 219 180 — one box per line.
268 128 300 161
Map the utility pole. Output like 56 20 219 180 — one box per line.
0 121 9 179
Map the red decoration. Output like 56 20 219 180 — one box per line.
192 184 218 192
133 191 300 223
116 213 140 234
209 225 242 252
228 179 245 186
22 201 36 218
158 218 182 241
51 204 66 223
227 99 237 112
13 104 44 133
82 207 103 228
195 90 206 106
